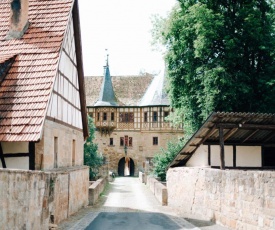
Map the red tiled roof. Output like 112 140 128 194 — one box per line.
0 0 74 141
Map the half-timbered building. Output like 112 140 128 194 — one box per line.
0 0 88 171
0 1 89 226
85 59 183 176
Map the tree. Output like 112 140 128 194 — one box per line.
152 139 184 181
153 0 275 134
84 116 103 180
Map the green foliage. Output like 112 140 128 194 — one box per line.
84 116 103 180
152 139 184 181
153 0 275 132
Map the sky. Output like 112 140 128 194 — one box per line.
78 0 177 76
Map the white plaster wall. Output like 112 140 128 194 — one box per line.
211 145 233 167
186 145 209 166
236 146 261 167
1 142 28 153
47 14 82 130
0 157 29 169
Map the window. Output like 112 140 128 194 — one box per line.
72 139 76 166
144 112 148 122
120 137 124 146
120 136 133 147
54 137 58 168
119 112 134 122
153 112 158 122
97 112 100 121
110 138 114 146
164 111 169 122
111 112 115 121
153 137 158 145
88 112 93 118
103 112 107 121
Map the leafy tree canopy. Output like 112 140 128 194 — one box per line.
153 0 275 134
152 139 184 181
84 116 103 180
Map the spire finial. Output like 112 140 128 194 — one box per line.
105 49 109 67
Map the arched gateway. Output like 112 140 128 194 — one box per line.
118 157 135 176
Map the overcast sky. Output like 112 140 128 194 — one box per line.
78 0 176 76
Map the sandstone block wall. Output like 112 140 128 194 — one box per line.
96 131 181 177
0 166 89 230
36 119 84 170
167 167 275 229
88 177 107 205
147 176 167 206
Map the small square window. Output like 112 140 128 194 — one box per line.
103 112 107 121
144 112 148 122
153 137 158 145
110 138 113 146
120 137 124 146
153 112 158 122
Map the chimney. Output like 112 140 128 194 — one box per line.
6 0 29 40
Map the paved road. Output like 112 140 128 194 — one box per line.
58 177 229 230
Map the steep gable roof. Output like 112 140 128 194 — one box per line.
139 70 169 106
85 73 154 107
0 0 87 141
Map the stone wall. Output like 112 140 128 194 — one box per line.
96 131 181 177
36 119 84 170
167 167 275 229
147 176 167 206
0 166 88 230
88 177 107 205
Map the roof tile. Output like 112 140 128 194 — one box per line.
0 0 74 142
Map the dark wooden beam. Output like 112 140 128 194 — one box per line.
29 142 35 170
3 153 29 157
217 123 275 130
204 142 275 147
179 152 193 156
219 127 225 170
208 144 211 166
242 129 259 143
200 125 217 143
0 143 6 168
233 145 236 168
264 132 275 143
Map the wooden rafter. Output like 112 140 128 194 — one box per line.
224 128 238 141
242 129 259 143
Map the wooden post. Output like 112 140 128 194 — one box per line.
219 127 225 170
0 143 6 168
29 142 35 170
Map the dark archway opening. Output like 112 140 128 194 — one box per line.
118 157 135 176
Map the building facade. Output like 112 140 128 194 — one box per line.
85 60 183 176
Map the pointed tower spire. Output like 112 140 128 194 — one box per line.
94 54 118 107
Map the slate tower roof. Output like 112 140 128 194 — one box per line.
94 57 119 107
139 70 170 106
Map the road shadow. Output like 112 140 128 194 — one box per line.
85 212 184 230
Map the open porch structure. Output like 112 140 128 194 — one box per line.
170 112 275 169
